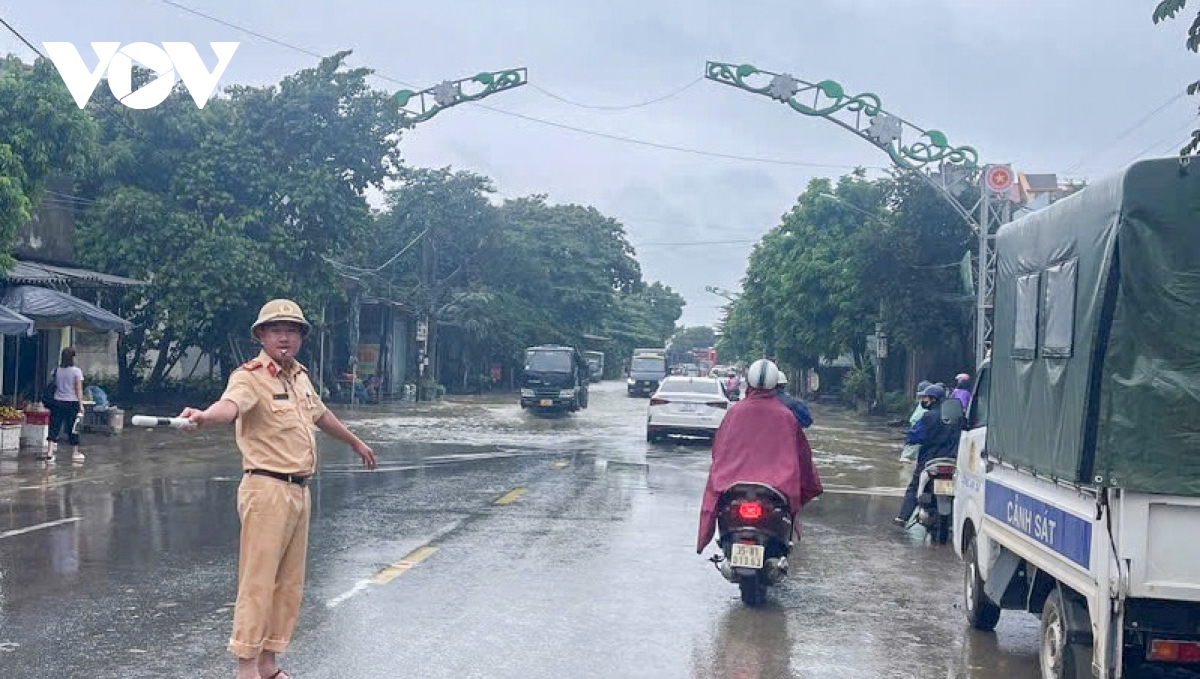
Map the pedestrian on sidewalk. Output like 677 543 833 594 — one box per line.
179 299 377 679
45 347 85 463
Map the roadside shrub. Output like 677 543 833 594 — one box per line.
883 391 914 418
842 365 875 411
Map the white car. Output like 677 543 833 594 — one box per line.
646 376 729 442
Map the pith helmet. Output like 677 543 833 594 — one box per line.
251 299 310 338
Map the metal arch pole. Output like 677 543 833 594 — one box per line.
816 115 980 230
974 182 1009 367
976 191 991 367
394 67 528 127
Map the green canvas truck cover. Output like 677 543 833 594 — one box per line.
988 158 1200 495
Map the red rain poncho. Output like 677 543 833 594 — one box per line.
697 388 824 553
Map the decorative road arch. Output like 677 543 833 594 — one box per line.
705 61 1009 366
393 67 528 126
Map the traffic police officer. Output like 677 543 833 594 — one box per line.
180 299 377 679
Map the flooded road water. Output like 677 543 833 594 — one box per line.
0 381 1038 678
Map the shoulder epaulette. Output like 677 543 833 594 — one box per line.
241 360 263 372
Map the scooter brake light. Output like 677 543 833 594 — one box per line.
737 501 764 521
934 465 956 476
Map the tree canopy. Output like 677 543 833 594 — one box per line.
717 170 974 382
1154 0 1200 155
3 50 687 394
0 56 97 271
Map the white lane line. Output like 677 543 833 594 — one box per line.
325 580 370 609
324 517 468 608
0 517 81 540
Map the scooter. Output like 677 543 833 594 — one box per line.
913 456 956 544
708 483 793 606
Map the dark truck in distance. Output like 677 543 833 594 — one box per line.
583 350 604 383
519 345 590 413
627 347 668 397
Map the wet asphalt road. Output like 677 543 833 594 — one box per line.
0 381 1040 678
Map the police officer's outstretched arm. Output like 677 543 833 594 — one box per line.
315 411 377 470
179 399 239 426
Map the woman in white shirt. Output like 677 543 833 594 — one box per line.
46 347 85 462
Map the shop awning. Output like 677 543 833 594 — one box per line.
0 304 34 336
6 260 146 288
1 285 132 333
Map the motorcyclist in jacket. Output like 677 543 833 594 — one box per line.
774 372 813 428
893 384 961 526
697 359 823 553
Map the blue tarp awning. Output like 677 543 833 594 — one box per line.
1 285 131 333
0 303 34 336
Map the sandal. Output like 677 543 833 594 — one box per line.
264 670 291 679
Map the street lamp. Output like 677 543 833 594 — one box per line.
705 285 741 302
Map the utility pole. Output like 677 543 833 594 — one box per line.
419 223 435 399
336 67 526 403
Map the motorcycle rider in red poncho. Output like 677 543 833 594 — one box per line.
697 359 824 554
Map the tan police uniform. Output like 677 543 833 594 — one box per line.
220 348 326 659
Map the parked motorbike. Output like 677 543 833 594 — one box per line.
708 483 793 605
914 456 957 544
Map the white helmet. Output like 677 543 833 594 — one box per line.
746 359 780 390
777 371 788 386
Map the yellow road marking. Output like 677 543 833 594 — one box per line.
370 545 438 585
494 488 525 505
550 460 569 470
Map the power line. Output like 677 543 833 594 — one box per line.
0 16 44 58
528 78 703 111
1124 115 1200 165
156 0 884 171
467 103 876 169
1064 92 1187 174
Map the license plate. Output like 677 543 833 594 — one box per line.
934 478 955 495
729 543 764 569
678 404 695 413
539 399 553 407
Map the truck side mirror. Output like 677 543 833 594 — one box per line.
940 398 965 428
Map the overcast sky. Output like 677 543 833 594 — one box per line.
5 1 1197 327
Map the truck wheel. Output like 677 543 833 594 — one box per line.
1039 587 1092 679
964 538 1001 631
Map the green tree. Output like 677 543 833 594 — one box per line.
729 174 879 373
1154 0 1200 154
0 55 97 270
670 326 716 353
76 53 406 395
720 169 975 382
861 172 975 365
